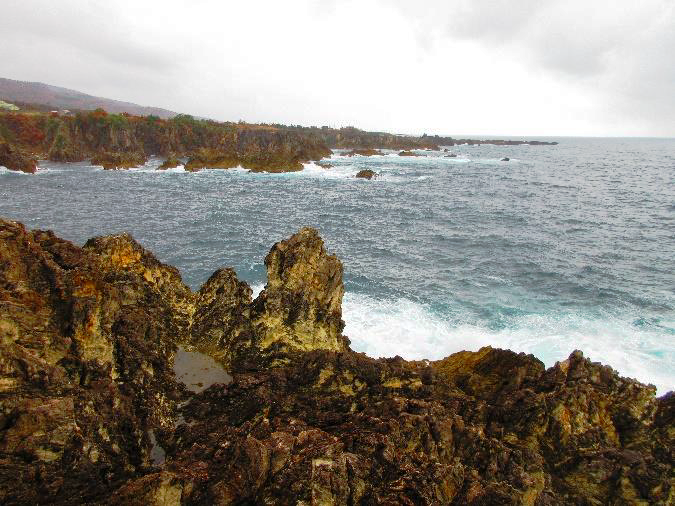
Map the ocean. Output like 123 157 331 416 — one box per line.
1 137 673 393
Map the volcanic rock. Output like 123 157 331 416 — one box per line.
0 219 671 505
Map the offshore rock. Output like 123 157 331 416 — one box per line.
398 150 423 157
355 169 377 180
0 219 672 505
91 151 147 170
158 155 182 170
0 140 37 173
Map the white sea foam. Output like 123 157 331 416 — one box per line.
0 166 31 175
244 284 673 394
342 292 674 395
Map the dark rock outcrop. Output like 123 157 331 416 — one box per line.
0 219 671 505
158 155 182 170
398 150 423 157
0 141 37 173
355 169 377 180
91 151 147 170
501 157 510 161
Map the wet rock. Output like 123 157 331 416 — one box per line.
355 169 377 180
445 153 457 158
398 150 423 157
0 219 190 503
0 140 37 173
501 157 510 161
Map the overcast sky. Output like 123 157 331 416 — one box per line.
1 0 673 137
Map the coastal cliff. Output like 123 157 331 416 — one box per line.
0 219 671 504
0 110 555 174
0 111 331 172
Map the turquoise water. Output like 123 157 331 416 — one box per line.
1 138 673 393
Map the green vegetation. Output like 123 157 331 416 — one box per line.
0 100 19 111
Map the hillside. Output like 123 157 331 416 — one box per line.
0 77 178 118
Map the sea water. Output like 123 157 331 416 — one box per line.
1 138 673 393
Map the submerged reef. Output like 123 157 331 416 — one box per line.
0 218 671 504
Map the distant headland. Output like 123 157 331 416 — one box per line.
0 78 557 174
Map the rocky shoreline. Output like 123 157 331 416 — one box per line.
0 110 556 174
0 218 671 504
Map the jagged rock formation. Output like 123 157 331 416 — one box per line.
0 218 672 505
0 141 37 173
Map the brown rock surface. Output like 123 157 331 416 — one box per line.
91 151 147 170
0 141 37 173
355 169 377 180
0 219 671 505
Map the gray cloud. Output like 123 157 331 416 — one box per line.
391 0 675 134
0 0 673 136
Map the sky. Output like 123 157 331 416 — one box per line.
1 0 673 137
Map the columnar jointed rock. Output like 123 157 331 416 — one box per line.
0 219 672 505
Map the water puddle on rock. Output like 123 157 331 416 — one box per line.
173 345 232 393
148 429 166 466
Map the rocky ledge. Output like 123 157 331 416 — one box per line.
0 219 672 505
